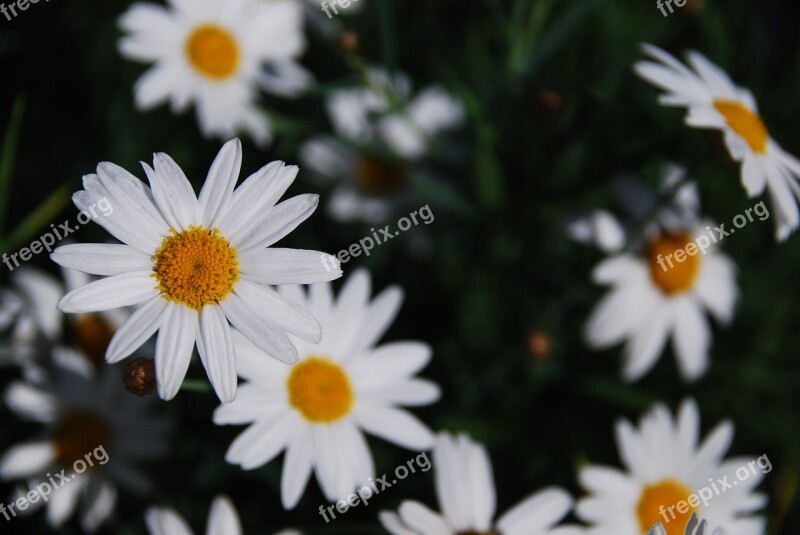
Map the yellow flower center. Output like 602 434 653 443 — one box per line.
637 480 695 535
287 357 354 423
713 100 768 154
647 234 701 295
152 226 239 310
72 314 115 369
355 156 409 196
52 411 112 469
185 24 240 80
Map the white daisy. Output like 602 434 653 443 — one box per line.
214 268 440 508
634 43 800 241
648 514 724 535
379 432 583 535
584 168 737 382
576 399 766 535
145 495 300 535
118 0 312 145
300 67 464 223
0 359 169 532
50 139 342 402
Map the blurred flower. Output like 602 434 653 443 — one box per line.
118 0 313 145
576 399 766 535
145 495 300 535
635 44 800 241
0 267 62 374
379 432 582 535
0 357 169 532
648 513 724 535
300 67 464 223
214 269 440 508
0 267 129 381
51 139 341 402
583 167 737 382
567 210 626 253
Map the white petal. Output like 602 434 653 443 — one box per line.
146 153 200 231
106 296 167 363
5 382 57 423
226 414 294 470
199 139 242 227
0 442 55 478
198 305 237 403
496 487 574 535
672 298 711 381
207 496 242 535
58 272 157 313
219 294 298 364
51 244 153 276
145 506 194 535
354 406 435 450
281 427 314 509
397 501 451 535
233 281 321 343
80 481 117 533
239 248 343 285
236 194 319 251
155 304 197 400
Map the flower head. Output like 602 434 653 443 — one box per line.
214 269 439 508
51 139 341 402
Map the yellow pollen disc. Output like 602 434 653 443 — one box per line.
648 233 701 296
185 25 240 80
355 156 409 196
637 480 695 535
152 226 239 310
287 357 354 423
52 411 112 469
713 99 769 154
72 314 115 369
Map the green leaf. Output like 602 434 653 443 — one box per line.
0 94 26 236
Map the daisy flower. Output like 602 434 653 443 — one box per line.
118 0 312 145
145 495 300 535
0 358 169 532
576 399 766 535
214 269 440 508
648 514 724 535
634 44 800 241
379 432 583 535
300 67 464 223
584 167 737 381
50 139 342 402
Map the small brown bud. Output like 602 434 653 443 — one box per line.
124 358 157 397
528 330 552 360
339 31 359 53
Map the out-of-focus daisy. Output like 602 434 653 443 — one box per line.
214 269 439 508
380 432 582 535
576 399 766 535
0 358 169 532
648 514 724 535
583 166 737 382
300 68 464 223
0 267 62 373
51 139 342 402
118 0 312 145
145 495 300 535
635 44 800 241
